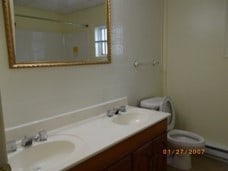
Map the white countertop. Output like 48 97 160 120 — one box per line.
49 106 170 171
8 106 170 171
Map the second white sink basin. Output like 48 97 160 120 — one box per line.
112 111 150 125
8 134 85 171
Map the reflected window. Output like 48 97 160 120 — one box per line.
95 26 107 57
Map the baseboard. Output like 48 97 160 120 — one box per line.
205 144 228 163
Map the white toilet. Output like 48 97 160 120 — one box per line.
140 96 205 170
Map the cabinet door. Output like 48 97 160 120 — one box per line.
132 140 154 171
151 133 167 171
133 133 167 171
105 155 132 171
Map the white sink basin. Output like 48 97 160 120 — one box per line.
8 134 85 171
112 111 150 125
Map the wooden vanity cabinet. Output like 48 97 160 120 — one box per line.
105 155 132 171
67 119 167 171
132 133 167 171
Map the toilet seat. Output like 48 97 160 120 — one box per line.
160 96 175 131
168 129 205 148
140 96 175 131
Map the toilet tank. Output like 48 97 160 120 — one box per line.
139 97 163 111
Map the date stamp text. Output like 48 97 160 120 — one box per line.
162 148 205 155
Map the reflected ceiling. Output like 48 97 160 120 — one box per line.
14 0 105 14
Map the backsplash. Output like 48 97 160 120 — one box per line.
5 97 127 142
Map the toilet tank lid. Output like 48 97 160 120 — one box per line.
140 97 163 109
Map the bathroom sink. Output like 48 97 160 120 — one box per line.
8 134 85 171
112 111 150 125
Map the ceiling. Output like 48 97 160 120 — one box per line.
14 0 105 14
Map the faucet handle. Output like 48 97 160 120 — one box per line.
39 130 48 141
6 140 17 153
34 130 48 142
119 105 126 112
107 109 115 117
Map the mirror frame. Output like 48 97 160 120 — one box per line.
2 0 111 68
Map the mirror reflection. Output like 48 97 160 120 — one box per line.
3 0 111 68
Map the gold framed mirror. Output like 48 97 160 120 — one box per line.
2 0 111 68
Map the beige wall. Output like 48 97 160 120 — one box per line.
164 0 228 148
0 0 163 128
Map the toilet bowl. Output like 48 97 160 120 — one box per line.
168 129 205 148
140 96 205 170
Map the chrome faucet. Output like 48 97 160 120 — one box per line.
7 130 48 152
21 136 33 147
114 105 127 114
106 105 126 117
21 130 48 147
